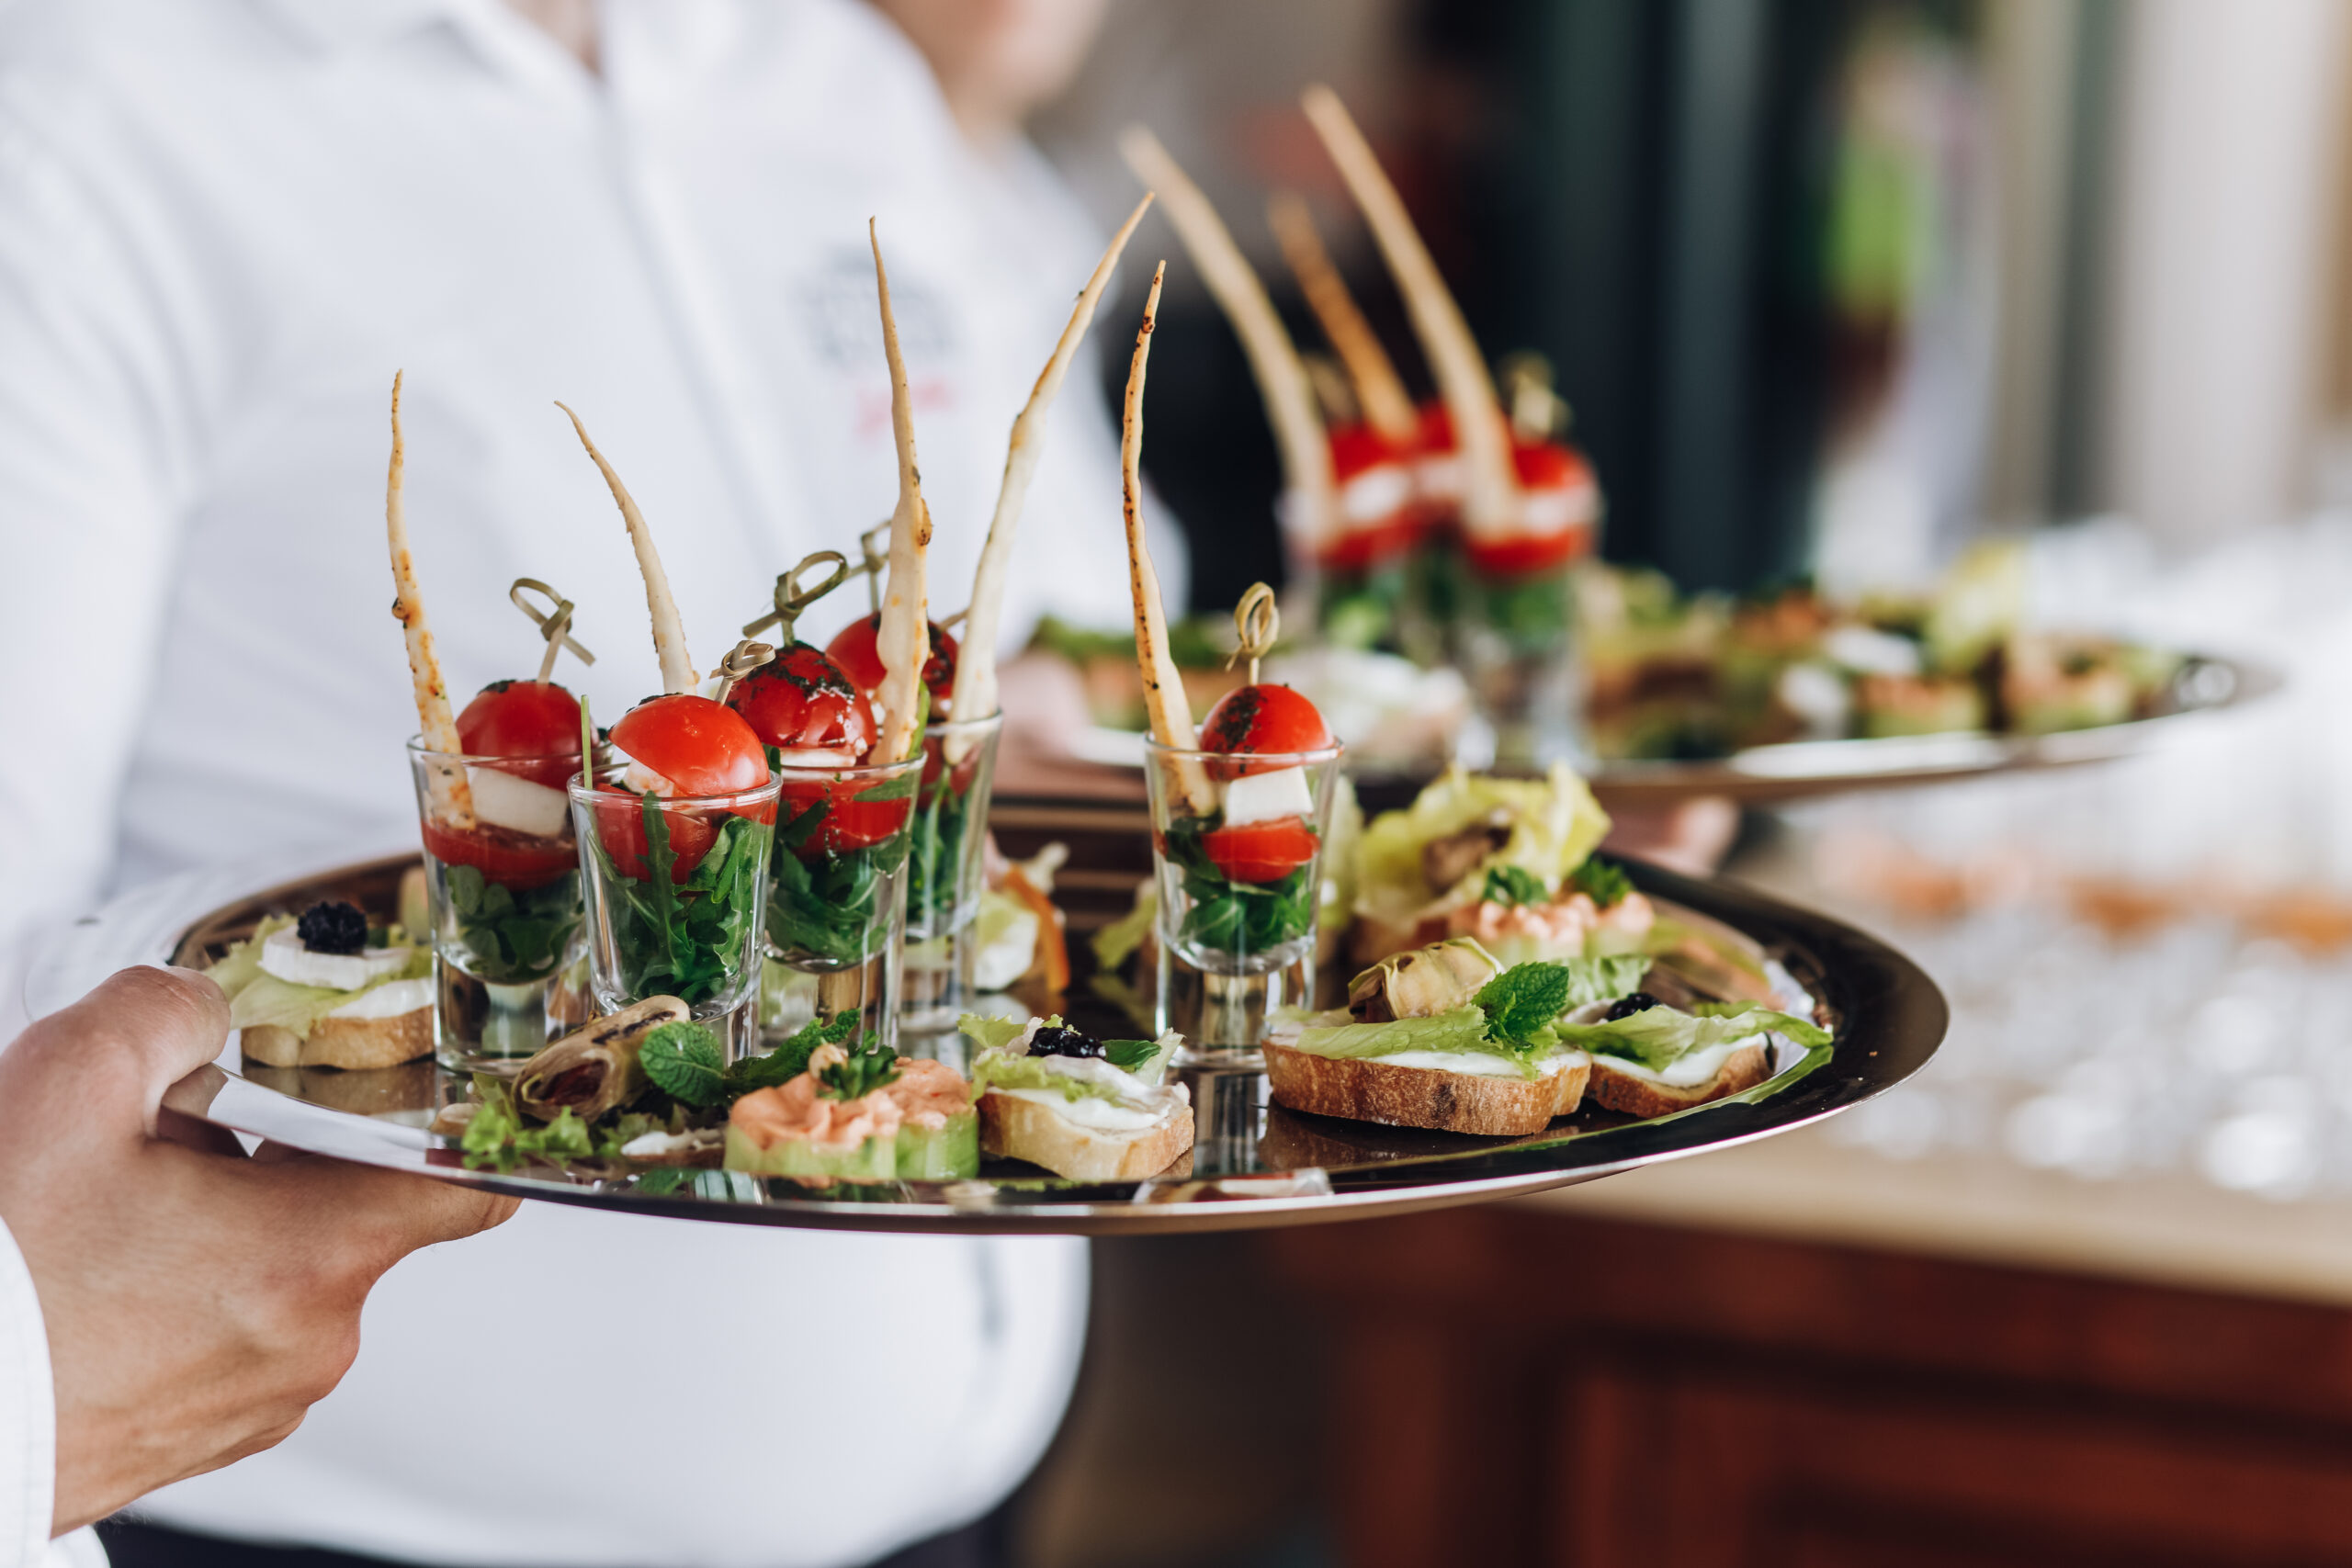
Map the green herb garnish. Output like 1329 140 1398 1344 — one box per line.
727 1011 859 1096
1161 816 1317 961
1473 963 1575 1052
1480 864 1548 907
588 795 771 1006
1571 857 1634 908
814 1032 900 1100
458 1082 597 1172
441 863 582 984
766 773 918 967
639 1020 725 1107
1102 1038 1161 1073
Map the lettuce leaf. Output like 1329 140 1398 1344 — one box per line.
958 1013 1034 1054
1091 885 1157 973
969 1053 1156 1106
1555 1004 1830 1072
204 914 295 1000
1288 1006 1493 1062
225 942 431 1040
1355 764 1611 920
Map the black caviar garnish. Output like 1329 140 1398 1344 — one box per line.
296 900 369 956
1028 1025 1106 1060
1603 991 1660 1022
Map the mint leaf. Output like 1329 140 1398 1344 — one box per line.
1474 962 1575 1051
1571 857 1633 908
1481 864 1547 907
728 1011 858 1097
639 1021 725 1107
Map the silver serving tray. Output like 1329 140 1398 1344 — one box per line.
29 848 1944 1235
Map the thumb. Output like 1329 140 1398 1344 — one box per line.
3 966 232 1141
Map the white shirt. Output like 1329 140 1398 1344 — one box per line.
0 2 1117 1562
0 1214 105 1568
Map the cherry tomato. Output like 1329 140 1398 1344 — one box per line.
777 775 913 859
421 818 576 890
612 694 771 796
593 795 720 883
727 645 876 761
1462 533 1579 580
825 614 959 706
1201 816 1318 884
1199 683 1333 777
455 680 581 788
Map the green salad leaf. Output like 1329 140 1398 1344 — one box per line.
1103 1038 1162 1075
639 1020 725 1107
591 798 771 1008
1355 764 1611 920
766 778 915 967
1556 1004 1830 1072
1162 817 1317 960
220 941 432 1042
458 1082 598 1172
205 914 293 998
1287 1006 1493 1063
1091 886 1158 973
956 1013 1035 1054
441 863 582 985
1481 864 1547 907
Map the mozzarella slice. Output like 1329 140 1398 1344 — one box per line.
768 748 862 771
1221 764 1313 828
259 927 413 991
327 976 434 1020
466 766 571 839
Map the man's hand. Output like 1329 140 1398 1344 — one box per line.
0 966 517 1534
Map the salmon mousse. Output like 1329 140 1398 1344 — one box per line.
726 1041 978 1182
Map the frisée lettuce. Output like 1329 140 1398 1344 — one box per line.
1555 1003 1830 1072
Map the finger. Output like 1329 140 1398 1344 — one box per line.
258 1156 520 1268
3 966 232 1140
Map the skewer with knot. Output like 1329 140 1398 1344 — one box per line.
1226 581 1280 686
510 578 596 684
743 549 851 648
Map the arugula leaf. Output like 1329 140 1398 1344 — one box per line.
441 863 582 985
1475 963 1575 1050
726 1011 858 1096
1162 817 1317 961
590 809 769 1007
639 1020 725 1107
1571 857 1633 908
1480 864 1548 907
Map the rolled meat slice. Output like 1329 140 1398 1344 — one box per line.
512 996 689 1122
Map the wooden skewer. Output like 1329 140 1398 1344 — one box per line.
1300 85 1519 535
948 191 1156 746
1121 262 1215 818
1267 192 1418 443
1227 581 1280 688
869 219 932 764
385 372 472 825
509 578 596 686
557 402 697 695
1117 127 1336 551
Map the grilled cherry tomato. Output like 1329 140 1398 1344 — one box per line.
1198 684 1332 777
612 694 771 796
1200 816 1318 884
1461 440 1599 580
825 613 959 707
1317 425 1422 573
455 680 582 788
727 644 876 762
778 774 913 859
420 818 577 890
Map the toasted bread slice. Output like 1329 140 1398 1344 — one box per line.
1262 1042 1589 1136
1586 1042 1770 1119
243 1009 433 1071
978 1092 1195 1182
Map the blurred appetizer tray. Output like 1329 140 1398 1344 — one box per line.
1064 652 2275 809
55 811 1941 1235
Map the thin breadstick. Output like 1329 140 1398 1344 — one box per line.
869 219 932 764
1300 85 1518 533
1267 192 1417 443
1117 127 1335 549
557 402 696 695
948 191 1155 743
1121 263 1215 818
385 372 472 825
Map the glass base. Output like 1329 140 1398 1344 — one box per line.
1157 946 1315 1068
760 945 902 1053
434 954 593 1074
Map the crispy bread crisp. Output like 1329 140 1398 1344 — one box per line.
978 1092 1194 1183
242 1010 432 1072
1262 1042 1588 1137
1585 1043 1770 1119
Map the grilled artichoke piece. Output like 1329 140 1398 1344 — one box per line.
513 996 689 1122
1347 938 1503 1022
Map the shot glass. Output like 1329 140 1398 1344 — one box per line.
1454 557 1589 767
570 773 782 1060
898 712 1005 1035
1143 737 1344 1066
761 753 923 1052
409 739 592 1071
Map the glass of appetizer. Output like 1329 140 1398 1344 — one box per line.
570 694 781 1058
1145 682 1343 1064
407 679 593 1069
1453 434 1601 767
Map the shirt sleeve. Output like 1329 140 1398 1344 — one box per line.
0 84 191 949
0 1211 57 1567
